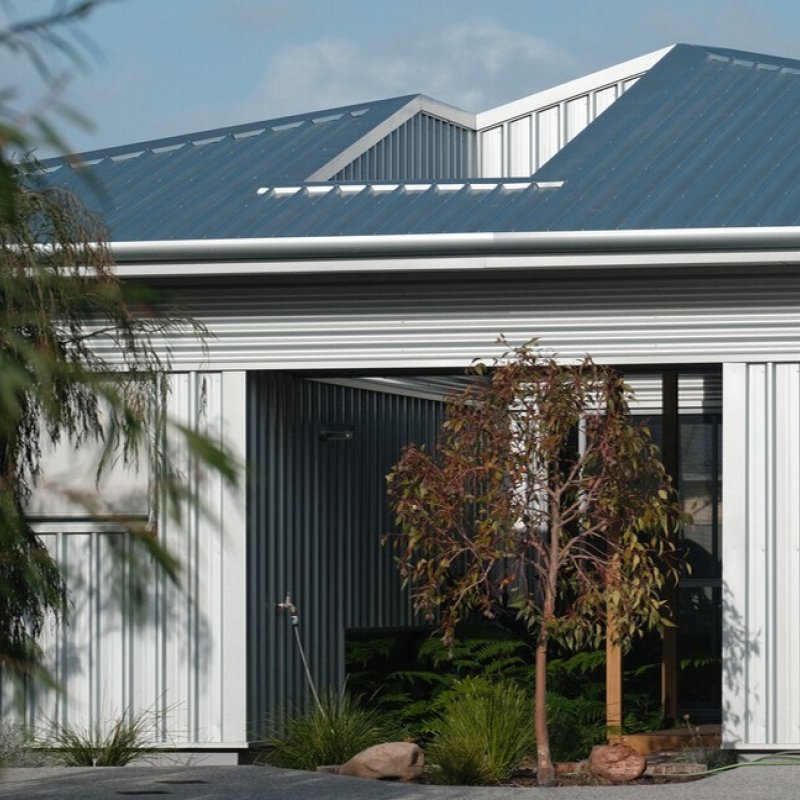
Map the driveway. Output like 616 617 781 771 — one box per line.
2 763 799 799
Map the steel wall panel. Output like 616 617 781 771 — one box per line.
723 362 800 748
3 372 248 749
480 126 503 177
594 85 618 116
508 117 531 176
537 107 560 170
333 113 475 181
479 78 638 176
566 96 590 142
246 373 443 739
127 270 800 371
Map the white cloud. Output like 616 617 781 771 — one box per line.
237 17 576 120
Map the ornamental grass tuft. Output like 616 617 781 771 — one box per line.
47 708 157 766
426 677 534 785
265 690 399 771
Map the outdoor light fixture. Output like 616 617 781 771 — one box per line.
319 424 355 442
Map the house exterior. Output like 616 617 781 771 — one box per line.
7 42 800 759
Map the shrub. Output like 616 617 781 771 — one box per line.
545 690 606 762
347 629 668 765
426 677 534 785
265 691 398 771
345 626 531 738
46 709 156 766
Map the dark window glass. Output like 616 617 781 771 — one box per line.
679 414 722 580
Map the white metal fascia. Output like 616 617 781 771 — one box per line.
475 45 675 130
109 249 800 279
110 227 800 277
306 95 476 181
416 95 476 128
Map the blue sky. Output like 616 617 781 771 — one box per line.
6 0 800 155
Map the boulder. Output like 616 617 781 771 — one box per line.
338 742 424 781
588 744 646 783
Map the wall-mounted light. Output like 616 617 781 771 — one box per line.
319 424 355 442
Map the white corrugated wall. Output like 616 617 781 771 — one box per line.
3 371 248 751
133 269 800 371
12 272 800 752
723 363 800 749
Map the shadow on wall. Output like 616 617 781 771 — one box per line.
2 527 212 744
721 579 758 748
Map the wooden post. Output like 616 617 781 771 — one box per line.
606 622 623 730
606 469 623 731
661 612 678 719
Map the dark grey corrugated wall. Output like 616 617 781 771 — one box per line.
246 373 443 739
333 112 475 181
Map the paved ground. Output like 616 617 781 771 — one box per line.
2 763 800 800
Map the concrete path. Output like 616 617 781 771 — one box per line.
2 763 800 799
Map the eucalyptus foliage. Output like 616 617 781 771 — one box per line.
387 341 685 784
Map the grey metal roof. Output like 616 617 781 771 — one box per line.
38 95 421 237
206 180 561 239
246 44 800 238
531 44 800 229
41 43 800 240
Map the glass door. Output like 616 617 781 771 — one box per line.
625 371 722 724
677 412 722 721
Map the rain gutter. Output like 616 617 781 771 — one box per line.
109 227 800 278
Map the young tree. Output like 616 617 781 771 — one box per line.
387 343 684 785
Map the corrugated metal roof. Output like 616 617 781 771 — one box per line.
224 181 559 238
40 43 800 240
38 95 420 237
532 44 800 229
240 44 800 238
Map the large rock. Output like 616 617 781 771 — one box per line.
588 744 646 783
339 742 424 781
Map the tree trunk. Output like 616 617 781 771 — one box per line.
534 633 555 786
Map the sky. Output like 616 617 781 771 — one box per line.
5 0 800 156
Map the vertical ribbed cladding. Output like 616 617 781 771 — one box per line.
723 362 800 749
1 371 247 749
478 78 641 177
246 372 444 739
333 112 476 181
